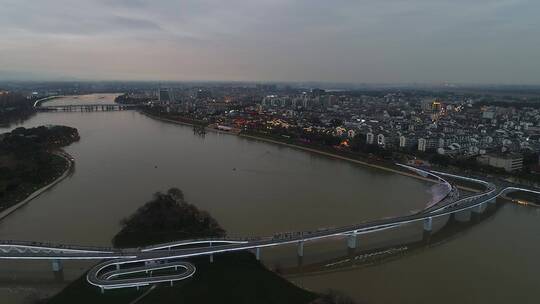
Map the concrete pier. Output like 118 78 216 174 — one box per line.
423 217 433 232
297 241 304 257
347 234 357 249
209 242 213 263
454 209 472 222
255 247 261 260
52 259 63 272
472 203 486 214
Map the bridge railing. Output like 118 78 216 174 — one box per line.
141 235 267 250
0 240 114 252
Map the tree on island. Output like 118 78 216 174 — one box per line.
50 188 353 304
113 188 226 248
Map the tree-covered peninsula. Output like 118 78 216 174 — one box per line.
0 125 79 211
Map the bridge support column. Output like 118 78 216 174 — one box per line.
297 241 304 257
255 247 261 260
423 217 433 233
472 203 485 214
209 242 213 263
52 259 63 272
347 234 357 249
454 209 471 222
489 197 497 204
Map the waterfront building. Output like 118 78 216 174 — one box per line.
477 153 524 172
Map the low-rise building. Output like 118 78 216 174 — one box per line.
477 153 523 172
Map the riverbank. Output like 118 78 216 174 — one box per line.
141 111 481 193
0 151 74 221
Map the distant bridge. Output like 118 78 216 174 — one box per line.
36 103 139 112
32 96 139 112
0 165 538 291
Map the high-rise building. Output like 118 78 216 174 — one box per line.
418 138 427 151
158 88 173 103
399 136 407 148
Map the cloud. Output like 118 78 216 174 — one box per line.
0 0 539 83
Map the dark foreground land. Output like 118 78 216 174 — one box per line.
0 125 79 211
46 188 327 304
47 252 318 304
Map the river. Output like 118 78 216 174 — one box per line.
0 94 538 303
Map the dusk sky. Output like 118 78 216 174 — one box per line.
1 0 539 84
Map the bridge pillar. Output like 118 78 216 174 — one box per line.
209 242 214 263
255 247 261 260
423 217 433 232
472 203 485 214
52 259 63 272
454 209 471 222
297 241 304 257
489 197 497 204
347 234 357 249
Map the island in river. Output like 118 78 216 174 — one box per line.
0 125 79 213
47 188 355 304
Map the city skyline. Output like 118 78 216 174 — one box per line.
1 0 540 84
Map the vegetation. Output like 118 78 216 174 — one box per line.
113 188 225 248
0 91 35 126
0 125 79 211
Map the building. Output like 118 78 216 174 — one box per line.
366 132 374 145
158 88 173 103
418 138 427 152
377 133 385 147
477 153 523 172
399 135 407 148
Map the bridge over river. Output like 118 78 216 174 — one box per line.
33 96 139 112
1 164 538 291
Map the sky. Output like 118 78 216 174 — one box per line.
0 0 539 84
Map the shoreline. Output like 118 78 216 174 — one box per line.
0 151 74 221
141 111 481 193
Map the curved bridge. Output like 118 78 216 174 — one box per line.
1 165 538 291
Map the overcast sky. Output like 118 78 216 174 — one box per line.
0 0 539 84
